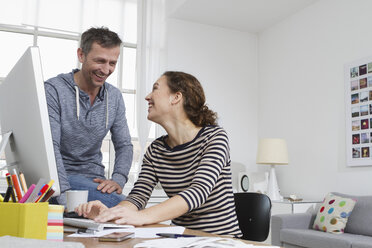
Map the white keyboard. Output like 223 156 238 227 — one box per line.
64 218 133 231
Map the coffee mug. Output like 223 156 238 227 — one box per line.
66 190 89 212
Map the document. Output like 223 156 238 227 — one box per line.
134 237 250 248
134 237 281 248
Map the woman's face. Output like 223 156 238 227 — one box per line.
145 76 175 123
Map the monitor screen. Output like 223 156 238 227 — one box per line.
0 46 60 196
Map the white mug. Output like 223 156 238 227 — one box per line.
66 190 89 212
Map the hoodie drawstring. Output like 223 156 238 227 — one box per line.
75 86 80 120
105 88 109 129
75 85 109 129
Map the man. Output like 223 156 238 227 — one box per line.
45 27 133 208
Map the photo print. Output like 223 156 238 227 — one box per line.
352 107 359 117
352 147 360 158
352 120 360 131
368 62 372 74
361 133 369 144
350 67 359 78
360 91 368 102
351 80 359 91
370 132 372 143
362 147 370 158
351 93 359 104
368 76 372 87
361 119 369 130
360 105 369 116
353 134 360 144
360 64 367 76
360 78 367 89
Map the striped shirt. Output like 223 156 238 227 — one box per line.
125 125 242 237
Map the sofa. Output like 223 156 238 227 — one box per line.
271 193 372 248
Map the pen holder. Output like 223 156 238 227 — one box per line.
0 202 49 239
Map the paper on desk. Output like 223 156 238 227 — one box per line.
68 226 185 238
134 237 254 248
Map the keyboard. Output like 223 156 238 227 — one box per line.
64 218 133 231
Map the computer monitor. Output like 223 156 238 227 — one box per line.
0 46 60 196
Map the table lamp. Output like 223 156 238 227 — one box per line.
256 138 288 201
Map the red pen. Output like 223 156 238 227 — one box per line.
34 184 49 203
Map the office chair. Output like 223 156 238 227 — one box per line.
234 192 272 242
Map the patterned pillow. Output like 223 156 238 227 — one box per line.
313 193 357 234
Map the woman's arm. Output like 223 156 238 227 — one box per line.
94 195 188 226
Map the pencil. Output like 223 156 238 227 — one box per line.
19 172 28 193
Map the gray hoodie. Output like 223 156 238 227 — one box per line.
44 69 133 193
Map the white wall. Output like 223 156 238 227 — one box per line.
165 19 259 171
258 0 372 199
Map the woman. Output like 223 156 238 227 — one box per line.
76 71 242 237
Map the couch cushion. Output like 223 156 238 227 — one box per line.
281 229 353 248
313 193 356 234
281 229 372 248
352 240 372 248
333 192 372 237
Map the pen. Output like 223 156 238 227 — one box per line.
5 173 16 202
36 179 54 203
40 188 55 202
77 228 96 234
19 184 36 203
12 168 24 196
11 173 23 201
34 184 49 203
156 233 196 238
4 185 15 202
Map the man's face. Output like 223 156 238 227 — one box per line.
78 42 120 89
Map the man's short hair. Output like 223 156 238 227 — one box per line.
80 27 122 55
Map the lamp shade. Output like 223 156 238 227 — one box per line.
256 138 289 165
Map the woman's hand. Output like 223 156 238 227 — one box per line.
94 205 148 226
75 200 108 219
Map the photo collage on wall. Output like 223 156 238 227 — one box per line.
349 62 372 161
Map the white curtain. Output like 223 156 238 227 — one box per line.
136 0 166 167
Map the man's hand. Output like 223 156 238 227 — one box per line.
93 178 123 194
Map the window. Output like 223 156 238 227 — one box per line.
0 0 155 189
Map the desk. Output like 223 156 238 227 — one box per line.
64 224 265 247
